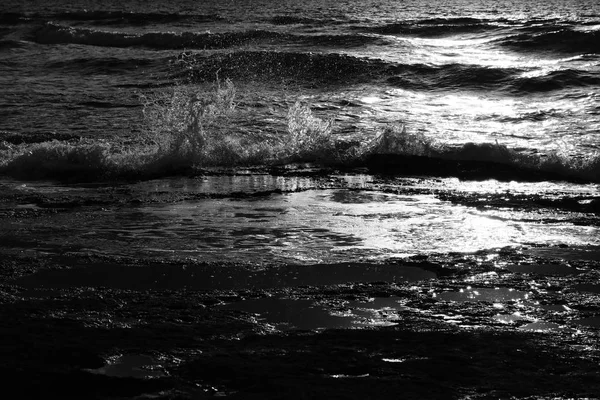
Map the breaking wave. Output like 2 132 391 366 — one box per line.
1 86 598 183
365 126 600 183
1 129 597 183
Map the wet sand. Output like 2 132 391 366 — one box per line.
1 172 600 399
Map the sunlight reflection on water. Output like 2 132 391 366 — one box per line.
3 184 598 264
120 188 597 263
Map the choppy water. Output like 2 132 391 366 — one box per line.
1 0 599 166
1 0 599 332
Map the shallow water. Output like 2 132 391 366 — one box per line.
216 296 407 330
86 354 167 379
14 260 435 291
434 287 530 303
2 179 598 264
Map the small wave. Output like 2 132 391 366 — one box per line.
360 21 499 37
53 10 224 25
294 33 390 48
514 69 600 92
178 51 389 85
387 63 518 91
269 14 357 26
270 15 323 25
500 28 600 54
388 63 599 93
417 17 497 25
33 23 287 49
32 23 384 50
178 52 595 93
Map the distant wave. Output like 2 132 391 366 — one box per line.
500 28 600 54
31 23 382 50
359 18 503 37
293 33 389 48
386 63 518 91
181 51 513 88
52 10 225 26
178 51 389 84
269 14 359 26
0 11 225 26
33 23 288 49
514 69 600 92
388 63 599 93
175 50 597 93
360 18 600 55
269 15 339 25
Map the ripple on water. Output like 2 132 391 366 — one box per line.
572 283 600 294
539 304 572 312
505 263 579 276
518 321 571 333
3 184 599 264
12 261 435 291
85 354 167 379
435 287 529 303
574 316 600 329
494 313 528 324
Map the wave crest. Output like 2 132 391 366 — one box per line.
367 126 600 182
1 82 598 183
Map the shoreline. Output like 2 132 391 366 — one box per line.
1 173 599 398
2 250 600 399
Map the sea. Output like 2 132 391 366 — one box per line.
1 0 599 332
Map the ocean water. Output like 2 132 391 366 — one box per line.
1 0 600 331
1 0 599 172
